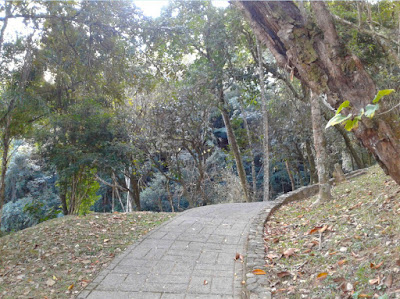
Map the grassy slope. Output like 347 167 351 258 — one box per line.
263 165 400 298
0 212 175 298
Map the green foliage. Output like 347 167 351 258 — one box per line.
373 89 395 104
64 168 101 215
326 89 395 131
325 113 353 128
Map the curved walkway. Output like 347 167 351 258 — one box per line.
78 202 274 299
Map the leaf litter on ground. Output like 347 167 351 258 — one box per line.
0 211 175 298
262 165 400 298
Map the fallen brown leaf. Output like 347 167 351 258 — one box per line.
370 261 383 269
319 225 328 233
316 272 328 280
368 277 379 285
277 271 291 278
253 269 266 275
234 253 243 261
385 274 393 288
338 259 347 266
266 253 280 260
283 248 295 258
309 226 323 235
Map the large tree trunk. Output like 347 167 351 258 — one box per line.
310 92 332 204
218 87 250 203
257 39 270 201
237 1 400 185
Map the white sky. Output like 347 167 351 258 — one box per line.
134 1 230 17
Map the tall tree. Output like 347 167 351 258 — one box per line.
236 1 400 185
256 39 270 201
148 2 251 202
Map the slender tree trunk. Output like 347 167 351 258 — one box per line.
237 1 400 185
398 11 400 57
257 39 270 201
0 1 10 54
111 185 115 213
294 143 307 186
285 160 295 191
124 173 132 212
321 109 365 170
131 176 141 211
218 87 250 203
335 125 364 169
181 183 194 208
310 92 332 204
166 179 174 212
305 140 317 184
239 99 257 201
0 120 11 229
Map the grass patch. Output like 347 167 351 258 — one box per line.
0 211 175 298
263 165 400 298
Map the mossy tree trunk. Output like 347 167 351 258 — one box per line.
236 1 400 185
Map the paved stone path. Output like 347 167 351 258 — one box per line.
78 202 273 299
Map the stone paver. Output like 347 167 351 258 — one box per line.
78 202 274 299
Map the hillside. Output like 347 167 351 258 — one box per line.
263 165 400 298
0 212 175 298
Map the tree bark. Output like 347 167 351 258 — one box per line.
285 160 295 191
131 176 141 211
124 173 132 212
166 178 174 212
239 99 257 201
321 109 365 169
334 124 365 170
305 140 317 184
0 119 11 229
218 87 250 203
310 92 332 204
256 39 270 201
236 1 400 185
60 191 68 216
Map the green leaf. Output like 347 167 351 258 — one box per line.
344 119 359 131
364 104 379 118
372 89 395 103
325 113 352 129
336 100 350 115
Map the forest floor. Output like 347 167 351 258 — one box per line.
263 165 400 298
0 211 175 298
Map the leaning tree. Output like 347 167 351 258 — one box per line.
236 1 400 185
